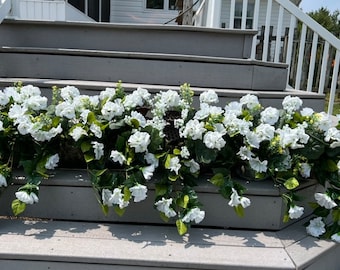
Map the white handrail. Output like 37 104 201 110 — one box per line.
0 0 11 23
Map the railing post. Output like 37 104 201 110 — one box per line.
206 0 221 28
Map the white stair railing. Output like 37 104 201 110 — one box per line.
0 0 11 23
193 0 340 114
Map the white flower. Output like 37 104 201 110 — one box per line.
224 101 242 116
240 94 260 110
331 233 340 243
45 154 60 170
69 126 87 142
24 96 48 111
169 156 181 175
299 163 311 178
125 111 147 128
249 157 268 173
92 142 104 160
184 159 200 174
180 119 206 140
324 127 340 148
0 174 7 187
129 184 148 202
101 100 124 120
110 150 126 165
60 86 80 101
8 104 26 120
306 217 326 237
260 107 280 125
255 123 275 141
314 193 337 209
15 191 39 205
282 96 303 114
277 125 309 149
228 188 251 208
55 102 76 119
0 91 10 106
182 207 205 224
155 197 177 218
199 90 219 104
180 146 190 159
99 87 116 100
144 153 159 167
102 188 129 209
90 124 102 138
128 131 151 153
301 107 314 117
203 131 226 150
288 205 304 219
141 165 155 180
0 120 3 131
237 146 254 161
314 112 332 132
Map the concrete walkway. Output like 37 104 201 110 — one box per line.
0 217 338 270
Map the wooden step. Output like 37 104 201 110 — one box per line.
0 19 256 59
0 78 326 111
0 217 339 270
0 46 288 91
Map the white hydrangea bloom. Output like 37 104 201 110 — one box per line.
182 207 205 224
314 193 337 209
129 184 148 202
15 191 39 205
128 131 150 153
306 217 326 237
45 154 60 170
288 205 304 219
155 197 177 218
199 90 219 104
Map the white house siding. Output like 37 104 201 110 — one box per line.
110 0 178 24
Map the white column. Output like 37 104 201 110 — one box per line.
206 0 221 28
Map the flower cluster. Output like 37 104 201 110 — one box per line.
0 82 339 240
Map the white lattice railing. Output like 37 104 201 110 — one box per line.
194 0 340 114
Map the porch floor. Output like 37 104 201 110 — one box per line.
0 217 338 270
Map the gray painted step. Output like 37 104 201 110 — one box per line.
0 78 326 111
0 46 288 90
0 19 256 59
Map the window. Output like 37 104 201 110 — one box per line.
146 0 177 10
234 0 254 29
67 0 110 22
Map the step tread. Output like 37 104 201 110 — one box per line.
0 217 338 270
0 78 323 98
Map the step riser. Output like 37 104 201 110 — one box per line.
0 20 256 59
0 52 288 90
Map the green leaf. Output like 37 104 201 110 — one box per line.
101 204 109 216
12 199 26 216
87 111 97 124
164 154 173 169
209 173 225 187
176 219 187 235
234 205 244 217
173 148 181 155
284 177 299 190
159 212 169 223
84 153 94 163
325 159 338 172
130 118 140 129
283 213 290 223
81 141 92 153
155 184 168 197
332 209 340 222
177 195 189 209
114 206 126 217
168 174 179 182
123 186 131 201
